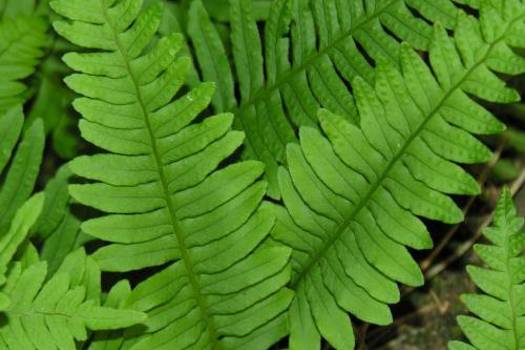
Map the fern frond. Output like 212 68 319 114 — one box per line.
0 249 146 350
0 106 44 311
35 165 90 275
0 107 45 234
187 0 470 197
52 0 293 348
0 193 44 310
0 15 47 113
449 187 525 350
272 1 524 348
0 106 44 249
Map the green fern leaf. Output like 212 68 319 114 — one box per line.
0 106 45 254
51 0 293 348
0 106 44 310
34 165 91 275
0 15 47 113
449 187 525 350
0 193 44 283
0 108 45 234
187 0 469 197
272 1 524 348
0 249 146 350
0 193 44 311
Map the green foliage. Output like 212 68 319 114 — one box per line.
0 105 43 310
1 0 80 159
51 0 292 348
28 55 80 159
187 0 473 197
0 106 146 349
0 249 147 350
2 0 525 349
0 107 45 238
449 187 525 350
34 165 91 275
271 0 525 348
0 194 44 311
0 15 47 112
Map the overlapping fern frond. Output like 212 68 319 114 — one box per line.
271 0 525 348
52 0 293 348
0 105 43 309
0 249 147 350
35 165 90 275
0 107 144 349
0 106 44 240
187 0 470 197
449 187 525 350
0 15 47 113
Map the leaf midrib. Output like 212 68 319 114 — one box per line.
230 0 401 117
291 13 525 289
100 3 219 348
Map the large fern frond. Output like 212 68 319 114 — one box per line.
187 0 472 197
272 1 525 348
449 187 525 350
0 249 146 350
0 15 47 112
52 0 293 348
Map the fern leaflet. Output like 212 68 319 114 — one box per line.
52 0 293 349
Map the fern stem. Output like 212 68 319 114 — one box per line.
99 2 220 348
290 12 525 289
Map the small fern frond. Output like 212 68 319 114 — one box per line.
449 187 525 350
0 106 44 312
0 249 147 350
187 0 470 197
0 107 45 256
0 193 44 311
52 0 293 348
0 107 45 234
272 1 524 348
0 15 47 113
